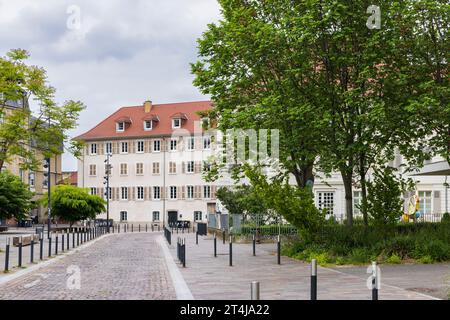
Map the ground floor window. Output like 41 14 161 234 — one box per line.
152 211 160 221
194 211 202 221
120 211 127 221
353 191 362 215
418 191 432 215
317 191 335 215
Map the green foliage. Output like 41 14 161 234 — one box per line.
39 185 105 225
0 49 85 171
239 224 297 236
216 185 269 219
366 166 414 226
442 212 450 224
386 254 402 264
0 170 35 220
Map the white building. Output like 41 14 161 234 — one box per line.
76 100 232 226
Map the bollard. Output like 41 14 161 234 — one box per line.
311 259 317 300
5 238 10 272
132 224 134 233
62 231 65 252
18 236 23 267
146 224 148 232
67 230 70 249
182 238 186 268
139 224 141 232
214 233 217 257
84 228 87 242
277 235 281 265
252 234 256 256
48 236 52 257
72 230 75 248
30 239 34 263
77 229 80 246
39 234 43 260
372 261 378 300
196 231 198 245
229 235 233 267
55 233 59 255
118 224 121 233
251 281 260 300
152 224 154 232
223 230 225 245
158 225 160 232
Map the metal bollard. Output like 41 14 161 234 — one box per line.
182 238 186 268
277 235 281 265
253 234 256 256
251 281 260 300
118 224 121 233
72 230 75 248
223 230 225 245
48 236 52 257
372 261 378 300
55 233 59 255
146 224 148 232
196 231 198 245
139 224 141 232
77 230 80 246
62 231 65 252
4 238 10 272
151 224 154 232
214 233 217 257
132 224 134 233
84 228 87 242
18 236 23 267
311 259 317 300
30 239 34 263
39 233 43 260
229 235 233 267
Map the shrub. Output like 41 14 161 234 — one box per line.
386 254 402 264
418 255 434 264
442 212 450 224
413 240 450 262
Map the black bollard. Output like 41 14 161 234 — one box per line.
253 234 256 256
311 259 317 300
48 236 52 257
139 224 141 232
55 233 58 255
277 235 281 265
67 230 70 249
151 224 154 232
146 224 148 232
118 224 121 233
4 238 10 272
132 224 134 232
18 236 23 267
39 234 43 260
223 230 225 245
372 262 378 300
72 230 75 248
196 231 198 245
77 229 80 246
229 235 233 267
84 228 87 242
182 238 186 268
62 232 65 252
30 239 34 263
214 233 217 257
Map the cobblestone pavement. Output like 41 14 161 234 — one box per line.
167 233 441 300
0 233 176 300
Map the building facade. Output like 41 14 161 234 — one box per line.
76 100 233 226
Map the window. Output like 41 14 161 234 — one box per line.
353 191 362 216
137 186 144 200
120 163 128 175
144 120 152 131
187 186 194 199
105 142 112 154
136 140 144 153
203 136 211 150
121 187 128 200
169 162 176 174
203 186 211 199
153 186 161 200
170 186 177 199
153 140 161 152
19 169 24 182
152 162 160 174
117 122 125 132
194 211 202 221
172 118 181 129
170 138 177 151
187 137 195 151
89 164 97 176
90 187 97 195
317 192 334 215
121 141 128 153
90 143 97 155
136 163 144 175
120 211 127 221
419 191 432 215
186 161 194 173
152 211 160 221
29 172 35 187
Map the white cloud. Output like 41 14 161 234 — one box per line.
0 0 221 170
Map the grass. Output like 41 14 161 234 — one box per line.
283 222 450 265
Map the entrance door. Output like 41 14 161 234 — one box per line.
168 211 178 227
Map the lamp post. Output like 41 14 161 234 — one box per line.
104 153 112 233
44 157 51 239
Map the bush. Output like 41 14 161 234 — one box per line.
418 255 434 264
442 212 450 224
386 254 402 264
413 240 450 262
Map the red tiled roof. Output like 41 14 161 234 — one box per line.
75 100 212 140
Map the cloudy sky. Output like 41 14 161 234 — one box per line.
0 0 221 171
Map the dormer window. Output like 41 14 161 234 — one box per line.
144 120 152 131
172 118 181 129
117 122 125 132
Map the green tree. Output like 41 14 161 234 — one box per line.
40 185 106 226
0 170 35 221
0 49 85 171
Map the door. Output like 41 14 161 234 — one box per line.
168 211 178 227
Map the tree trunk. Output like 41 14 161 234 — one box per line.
359 154 369 227
341 172 353 226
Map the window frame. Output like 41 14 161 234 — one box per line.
153 139 161 152
121 141 128 154
170 186 177 199
116 122 125 132
144 120 152 131
172 118 181 129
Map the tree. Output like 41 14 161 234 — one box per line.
40 185 106 226
0 170 35 221
0 49 85 171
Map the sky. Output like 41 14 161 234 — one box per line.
0 0 221 171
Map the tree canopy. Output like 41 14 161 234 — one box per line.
0 170 35 221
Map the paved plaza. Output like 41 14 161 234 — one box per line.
0 229 448 300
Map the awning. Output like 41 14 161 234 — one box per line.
412 161 450 176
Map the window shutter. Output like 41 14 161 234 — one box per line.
211 185 217 199
178 136 184 151
181 186 185 200
85 145 89 155
98 143 104 155
131 187 135 201
116 187 120 200
144 140 149 153
181 162 185 174
112 142 118 154
433 191 441 214
99 187 104 199
195 136 202 150
129 140 134 153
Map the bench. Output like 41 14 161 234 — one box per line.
13 234 40 247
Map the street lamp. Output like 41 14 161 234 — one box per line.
103 153 112 232
43 158 51 239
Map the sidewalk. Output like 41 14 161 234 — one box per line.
166 232 439 300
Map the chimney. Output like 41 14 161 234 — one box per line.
144 100 152 113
